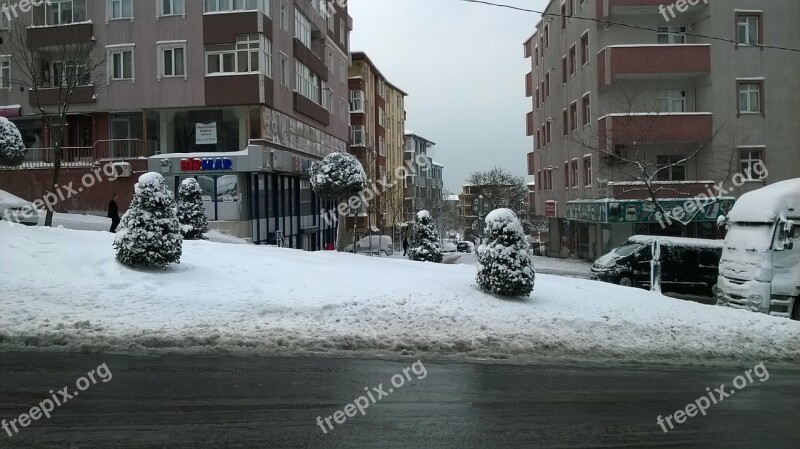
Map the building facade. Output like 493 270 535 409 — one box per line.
347 51 407 241
0 0 354 249
523 0 800 259
404 131 443 223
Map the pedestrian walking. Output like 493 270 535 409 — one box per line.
402 236 409 256
108 194 121 233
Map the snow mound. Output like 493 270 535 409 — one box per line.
416 210 431 220
727 178 800 223
1 226 799 367
485 208 517 223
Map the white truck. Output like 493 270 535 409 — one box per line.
716 178 800 319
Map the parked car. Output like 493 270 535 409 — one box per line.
345 235 394 256
717 178 800 319
0 189 39 226
591 235 723 295
457 241 475 253
442 242 457 253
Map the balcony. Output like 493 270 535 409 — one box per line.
5 140 147 169
526 111 535 136
29 85 96 107
597 112 714 148
26 22 94 48
598 45 710 87
596 0 708 19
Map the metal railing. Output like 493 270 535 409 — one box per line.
0 139 147 169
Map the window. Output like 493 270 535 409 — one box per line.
545 121 551 144
158 42 186 78
378 137 385 155
544 24 549 48
560 2 566 29
657 26 687 44
0 1 9 29
160 0 184 16
737 14 761 46
739 148 765 179
535 87 540 109
583 156 592 187
339 19 346 46
43 61 89 87
34 0 88 26
561 56 567 84
657 90 686 113
352 125 366 146
564 162 569 188
545 71 550 96
206 34 270 76
738 81 763 114
280 54 287 85
295 8 312 48
204 0 266 13
349 90 364 112
295 59 320 103
280 1 288 31
580 32 589 65
582 94 590 126
570 159 578 188
562 109 568 136
0 56 10 88
656 155 687 181
321 80 331 110
378 107 385 127
569 44 576 75
107 46 135 80
311 0 323 16
569 101 578 131
109 0 133 19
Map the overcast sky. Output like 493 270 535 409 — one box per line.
349 0 549 193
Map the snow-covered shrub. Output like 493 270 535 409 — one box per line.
310 152 367 200
177 178 208 240
476 208 535 297
114 172 182 268
0 117 26 167
408 210 443 263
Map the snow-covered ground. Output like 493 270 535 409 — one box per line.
1 225 798 366
444 251 591 278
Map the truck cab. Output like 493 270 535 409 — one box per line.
717 179 800 319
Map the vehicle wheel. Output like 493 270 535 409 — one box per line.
792 297 800 321
381 251 387 257
617 276 633 287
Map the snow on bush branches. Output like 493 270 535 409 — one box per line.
476 208 535 297
310 152 367 199
177 178 209 240
408 210 443 263
0 117 26 167
114 172 183 268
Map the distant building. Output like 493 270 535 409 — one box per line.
404 131 443 223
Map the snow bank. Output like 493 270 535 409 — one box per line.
727 178 800 223
1 226 798 366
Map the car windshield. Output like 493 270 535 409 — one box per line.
614 242 645 257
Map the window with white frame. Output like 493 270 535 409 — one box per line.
47 61 89 87
158 42 186 78
34 0 88 26
657 90 686 113
321 80 331 110
737 15 760 45
206 34 270 76
0 56 10 89
280 1 288 31
657 26 687 44
295 8 312 49
583 156 592 187
160 0 184 17
350 90 364 112
656 155 687 181
378 136 385 155
739 148 765 179
311 0 323 16
378 107 385 127
339 18 345 45
738 82 762 113
582 94 590 126
109 0 133 20
280 54 287 85
351 125 365 146
107 46 135 81
295 59 319 103
204 0 267 13
570 159 578 188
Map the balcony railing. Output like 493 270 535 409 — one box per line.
597 113 714 148
1 139 147 169
598 45 711 87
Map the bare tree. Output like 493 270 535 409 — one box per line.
2 19 106 226
467 167 530 220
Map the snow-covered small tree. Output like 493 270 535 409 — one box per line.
114 172 183 268
0 117 26 167
408 210 443 263
177 178 209 240
476 208 535 297
310 152 368 249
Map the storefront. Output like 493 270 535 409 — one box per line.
148 144 338 250
559 197 735 260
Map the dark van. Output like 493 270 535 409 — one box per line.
590 236 724 295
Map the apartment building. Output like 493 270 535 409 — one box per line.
0 0 354 250
523 0 800 259
404 131 443 223
347 51 407 240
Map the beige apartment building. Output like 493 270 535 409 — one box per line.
524 0 800 259
0 0 353 250
348 51 407 240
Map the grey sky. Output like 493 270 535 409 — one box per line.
349 0 548 193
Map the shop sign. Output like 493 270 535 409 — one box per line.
179 157 233 172
196 123 218 145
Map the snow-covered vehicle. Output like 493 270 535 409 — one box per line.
457 241 475 253
0 189 39 226
591 235 723 295
716 178 800 319
345 235 394 256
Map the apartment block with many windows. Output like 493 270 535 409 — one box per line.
0 0 354 250
347 51 407 241
404 131 443 223
523 0 800 259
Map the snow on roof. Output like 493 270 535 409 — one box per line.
149 150 250 159
629 235 724 249
446 195 460 201
727 178 800 223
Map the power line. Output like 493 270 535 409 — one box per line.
454 0 800 53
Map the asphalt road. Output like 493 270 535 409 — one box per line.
0 352 797 448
